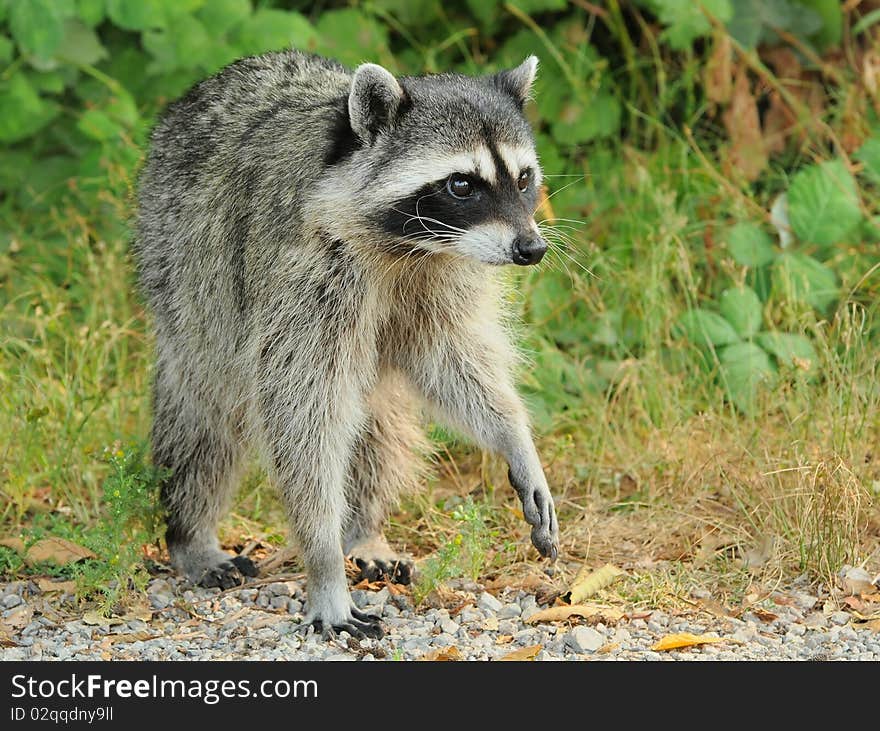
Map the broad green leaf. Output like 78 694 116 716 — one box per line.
76 0 105 27
719 286 763 338
0 73 59 143
676 308 741 348
105 0 167 31
197 0 251 36
798 0 842 48
9 0 65 60
718 342 776 414
27 70 65 93
316 9 389 67
724 222 776 267
551 93 621 145
788 159 862 246
55 19 107 66
727 0 822 48
0 35 12 64
756 332 818 374
643 0 733 50
773 252 838 312
230 9 317 56
77 109 120 141
143 15 211 73
855 138 880 186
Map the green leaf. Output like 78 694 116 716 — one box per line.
197 0 250 36
855 138 880 186
756 332 818 374
76 0 105 27
230 9 317 56
55 19 107 66
787 159 862 246
797 0 842 48
727 0 822 48
143 14 211 72
316 9 389 67
644 0 733 50
718 342 776 414
773 252 838 312
0 35 13 64
719 286 763 339
9 0 65 60
551 93 621 145
0 73 59 143
77 108 120 141
105 0 167 31
724 222 777 267
676 308 742 348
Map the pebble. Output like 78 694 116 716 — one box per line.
2 575 878 662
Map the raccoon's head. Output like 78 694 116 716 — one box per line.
328 57 546 267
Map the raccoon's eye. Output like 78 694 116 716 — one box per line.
517 170 530 192
447 174 474 199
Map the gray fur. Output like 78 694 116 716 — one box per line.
135 51 558 637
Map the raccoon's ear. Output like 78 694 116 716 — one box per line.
349 63 405 144
494 56 538 109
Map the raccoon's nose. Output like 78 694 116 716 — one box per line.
511 235 547 266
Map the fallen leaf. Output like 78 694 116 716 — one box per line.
525 604 624 625
2 605 33 629
99 631 156 647
698 598 738 619
705 31 733 105
495 635 514 645
862 619 880 632
0 626 18 647
751 607 778 622
418 646 462 661
36 579 77 594
652 633 734 652
722 63 767 182
0 537 26 553
498 644 542 661
838 566 875 596
122 603 153 623
598 643 619 654
568 563 625 604
26 537 95 565
82 611 125 627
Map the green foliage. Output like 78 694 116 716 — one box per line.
724 223 778 268
788 159 862 248
413 498 498 603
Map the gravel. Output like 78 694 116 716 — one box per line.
1 575 878 661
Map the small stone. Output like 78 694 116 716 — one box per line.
266 582 293 597
458 607 482 624
565 626 605 654
439 617 459 635
371 588 390 606
270 596 288 611
786 624 806 637
499 603 521 619
3 594 23 609
829 611 850 626
287 599 303 614
350 590 368 608
498 620 517 635
478 592 503 613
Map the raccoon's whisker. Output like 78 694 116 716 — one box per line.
545 179 585 201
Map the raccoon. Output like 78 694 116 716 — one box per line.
135 51 559 638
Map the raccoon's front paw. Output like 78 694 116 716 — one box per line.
311 609 385 640
508 468 559 560
197 555 259 589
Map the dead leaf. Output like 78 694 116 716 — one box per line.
652 633 734 652
82 610 125 627
26 537 95 565
568 563 625 604
705 31 733 105
122 603 153 623
723 64 767 182
598 643 619 654
418 646 462 661
495 635 514 645
838 566 875 596
0 626 18 647
99 631 156 647
498 644 542 661
525 604 624 625
0 537 26 553
862 619 880 632
751 607 779 622
36 579 77 594
2 605 33 630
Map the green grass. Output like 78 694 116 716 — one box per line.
1 2 879 612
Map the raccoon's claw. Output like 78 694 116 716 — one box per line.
312 610 384 640
197 555 259 589
353 556 413 585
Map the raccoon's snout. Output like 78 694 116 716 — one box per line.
511 234 547 266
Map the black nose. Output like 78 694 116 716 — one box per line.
511 235 547 266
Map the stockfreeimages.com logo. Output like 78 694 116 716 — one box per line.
11 674 318 705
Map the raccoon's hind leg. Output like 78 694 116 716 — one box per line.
344 373 426 586
153 358 257 589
